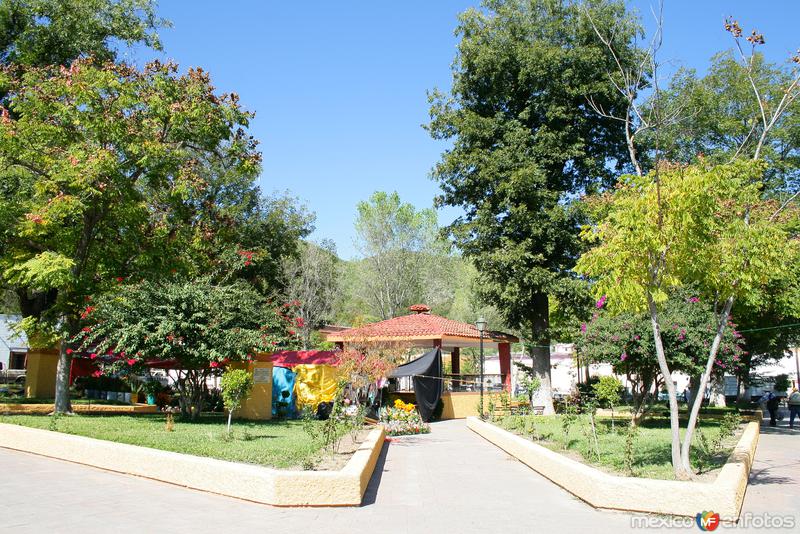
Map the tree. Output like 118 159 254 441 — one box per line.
74 278 298 419
576 290 746 420
576 160 799 478
283 239 339 348
0 59 261 413
353 191 444 320
646 51 800 384
0 0 166 67
221 368 253 434
593 376 622 429
581 15 800 478
426 0 637 413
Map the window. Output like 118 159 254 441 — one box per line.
9 351 26 370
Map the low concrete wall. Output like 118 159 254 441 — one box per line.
467 416 759 520
441 392 481 419
0 423 385 507
0 403 158 415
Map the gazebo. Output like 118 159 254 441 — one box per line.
326 304 518 417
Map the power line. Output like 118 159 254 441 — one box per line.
737 322 800 334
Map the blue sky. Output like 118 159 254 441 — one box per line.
128 1 799 259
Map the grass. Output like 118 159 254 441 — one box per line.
0 413 330 468
495 413 742 480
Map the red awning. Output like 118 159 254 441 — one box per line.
268 350 340 368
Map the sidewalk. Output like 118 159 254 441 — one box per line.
740 415 800 523
0 419 637 534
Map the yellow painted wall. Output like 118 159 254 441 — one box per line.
440 392 481 419
389 391 481 420
25 349 59 398
236 361 273 420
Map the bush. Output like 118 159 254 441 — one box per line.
220 369 253 433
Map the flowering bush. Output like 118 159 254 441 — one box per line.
379 399 431 436
575 288 745 415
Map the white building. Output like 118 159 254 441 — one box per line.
486 343 800 400
0 314 28 372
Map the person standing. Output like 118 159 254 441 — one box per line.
788 388 800 429
762 391 781 427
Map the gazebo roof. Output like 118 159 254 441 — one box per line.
325 304 518 347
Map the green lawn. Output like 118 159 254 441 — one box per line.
495 414 742 480
0 396 129 405
0 414 329 468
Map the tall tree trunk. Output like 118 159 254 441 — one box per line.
53 318 79 414
53 341 73 414
529 292 554 415
687 374 702 409
680 297 735 473
647 294 691 480
709 377 727 407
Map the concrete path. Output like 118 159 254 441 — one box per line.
0 419 638 534
740 416 800 528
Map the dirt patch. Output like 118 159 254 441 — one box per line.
290 426 373 471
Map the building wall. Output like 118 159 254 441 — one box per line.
0 314 28 371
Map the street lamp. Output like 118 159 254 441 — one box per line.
476 316 487 418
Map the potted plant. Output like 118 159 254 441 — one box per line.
142 380 161 405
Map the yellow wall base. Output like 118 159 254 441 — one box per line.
236 361 273 420
24 349 59 399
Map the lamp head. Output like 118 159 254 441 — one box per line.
475 316 487 333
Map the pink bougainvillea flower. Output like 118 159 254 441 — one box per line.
92 370 102 378
209 361 219 368
65 348 73 355
596 295 607 309
127 359 136 366
620 352 628 361
89 353 97 359
688 297 700 303
82 326 91 332
580 323 587 333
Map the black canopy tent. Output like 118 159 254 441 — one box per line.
388 347 443 422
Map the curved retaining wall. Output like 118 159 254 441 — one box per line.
467 416 759 520
0 423 385 507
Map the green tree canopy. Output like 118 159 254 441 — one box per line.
576 290 746 415
353 191 446 320
576 159 799 477
74 278 299 418
426 0 638 412
0 58 267 412
0 0 166 67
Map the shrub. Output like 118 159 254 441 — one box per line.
220 369 253 434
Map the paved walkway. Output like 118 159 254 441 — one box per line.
2 418 797 533
740 416 800 525
0 420 638 534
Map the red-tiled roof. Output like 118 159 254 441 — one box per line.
325 306 517 343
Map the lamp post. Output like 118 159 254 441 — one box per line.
476 316 487 418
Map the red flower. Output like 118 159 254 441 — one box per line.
288 330 296 335
116 277 124 282
294 317 305 328
65 349 73 355
127 359 136 366
92 370 102 378
82 327 91 332
210 361 219 368
89 353 97 359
